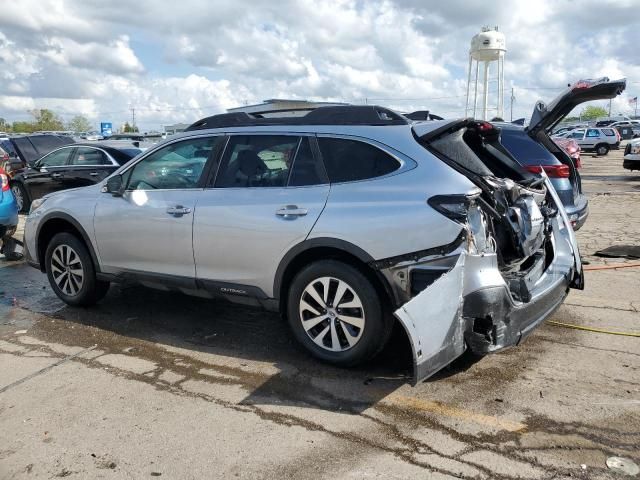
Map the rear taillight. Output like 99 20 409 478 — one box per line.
428 193 480 223
573 155 582 169
525 165 570 178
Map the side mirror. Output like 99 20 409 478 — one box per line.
105 175 124 197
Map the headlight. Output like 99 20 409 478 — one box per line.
29 197 47 214
630 144 640 154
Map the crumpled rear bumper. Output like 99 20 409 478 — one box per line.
393 177 581 385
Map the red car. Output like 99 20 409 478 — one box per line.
554 137 582 168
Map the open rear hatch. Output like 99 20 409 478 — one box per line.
527 78 626 200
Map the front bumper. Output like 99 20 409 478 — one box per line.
623 153 640 171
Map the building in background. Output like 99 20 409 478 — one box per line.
163 123 190 135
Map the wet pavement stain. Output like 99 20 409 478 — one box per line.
1 305 638 479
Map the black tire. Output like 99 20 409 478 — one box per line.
10 182 29 213
45 232 109 306
286 260 393 367
595 143 609 156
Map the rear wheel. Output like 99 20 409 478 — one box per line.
45 233 110 306
287 260 393 366
595 143 609 156
10 183 29 213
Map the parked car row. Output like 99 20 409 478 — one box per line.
21 78 625 383
553 127 620 155
10 143 142 212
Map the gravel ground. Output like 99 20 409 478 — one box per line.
0 145 638 480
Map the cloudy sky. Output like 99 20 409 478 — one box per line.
0 0 638 131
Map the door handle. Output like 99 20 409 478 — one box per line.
89 172 99 177
166 205 192 217
51 172 62 178
276 205 308 218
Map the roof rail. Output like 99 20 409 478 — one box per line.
185 105 409 131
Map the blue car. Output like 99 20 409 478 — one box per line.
0 168 19 238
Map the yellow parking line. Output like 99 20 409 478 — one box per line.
385 394 527 433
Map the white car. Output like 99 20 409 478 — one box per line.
609 120 640 138
623 138 640 171
562 127 620 155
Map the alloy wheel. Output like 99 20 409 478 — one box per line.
299 276 365 352
50 244 84 296
11 185 23 212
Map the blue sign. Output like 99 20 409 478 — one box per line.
100 122 113 137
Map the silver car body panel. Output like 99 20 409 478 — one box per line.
193 184 330 295
95 188 201 278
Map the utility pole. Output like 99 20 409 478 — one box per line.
130 106 136 130
608 98 612 117
510 87 515 122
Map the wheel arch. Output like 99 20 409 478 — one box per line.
274 238 398 315
36 213 100 273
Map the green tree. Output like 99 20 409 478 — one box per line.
580 105 608 121
12 121 36 133
29 108 64 131
67 115 92 133
123 122 139 133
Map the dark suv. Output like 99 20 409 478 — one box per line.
497 124 588 229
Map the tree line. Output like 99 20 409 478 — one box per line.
0 109 139 134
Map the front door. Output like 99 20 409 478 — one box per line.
94 135 222 281
193 134 330 297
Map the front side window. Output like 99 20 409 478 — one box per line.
569 130 584 139
317 137 401 183
72 147 110 166
126 136 219 190
214 135 300 188
38 148 72 167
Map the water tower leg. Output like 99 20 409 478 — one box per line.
473 60 479 118
465 55 473 117
483 61 490 121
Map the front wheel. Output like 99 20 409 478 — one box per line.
45 233 110 306
595 144 609 156
286 260 393 367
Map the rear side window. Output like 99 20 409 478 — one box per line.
602 129 616 136
317 137 400 183
214 135 299 188
586 129 600 137
71 147 111 166
500 130 559 166
288 137 328 186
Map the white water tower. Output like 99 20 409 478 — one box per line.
465 26 506 120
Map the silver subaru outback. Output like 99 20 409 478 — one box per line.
23 78 625 384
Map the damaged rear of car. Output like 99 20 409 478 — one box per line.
391 78 625 384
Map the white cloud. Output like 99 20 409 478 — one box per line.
0 0 638 129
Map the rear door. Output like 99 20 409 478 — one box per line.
65 147 119 188
193 134 330 297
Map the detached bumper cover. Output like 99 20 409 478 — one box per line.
394 177 581 385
